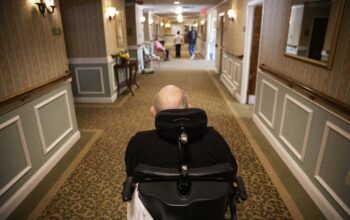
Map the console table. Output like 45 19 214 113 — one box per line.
113 59 139 96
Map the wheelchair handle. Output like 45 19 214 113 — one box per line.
122 177 135 202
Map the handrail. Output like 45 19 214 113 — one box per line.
259 64 350 117
221 47 244 60
0 71 72 114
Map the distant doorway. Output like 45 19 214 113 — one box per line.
242 0 264 104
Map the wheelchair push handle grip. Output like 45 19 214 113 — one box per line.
122 177 135 202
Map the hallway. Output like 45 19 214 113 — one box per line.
1 0 349 219
23 59 294 219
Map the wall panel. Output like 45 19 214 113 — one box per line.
254 70 350 219
60 0 106 58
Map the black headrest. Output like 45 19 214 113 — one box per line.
155 108 208 142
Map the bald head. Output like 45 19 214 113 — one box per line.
151 85 190 116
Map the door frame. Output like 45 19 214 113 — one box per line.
216 12 225 73
206 9 217 61
241 0 264 104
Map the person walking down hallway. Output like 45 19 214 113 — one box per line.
174 31 184 58
188 27 197 59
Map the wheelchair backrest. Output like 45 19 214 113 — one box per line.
131 108 236 220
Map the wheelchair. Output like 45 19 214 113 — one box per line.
122 108 247 220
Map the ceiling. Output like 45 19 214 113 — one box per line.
139 0 223 18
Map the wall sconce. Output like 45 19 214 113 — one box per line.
165 22 171 28
35 0 56 16
141 16 146 24
227 9 237 21
106 7 119 21
160 22 164 27
200 20 205 25
193 23 198 28
149 18 154 25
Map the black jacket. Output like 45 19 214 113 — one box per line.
125 127 237 176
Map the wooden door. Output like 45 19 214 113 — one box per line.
248 5 263 99
308 17 328 60
216 16 224 73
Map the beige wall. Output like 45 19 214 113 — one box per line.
125 5 137 46
102 0 127 56
217 0 247 55
259 0 350 104
144 12 150 42
0 0 68 100
103 0 127 55
60 0 106 58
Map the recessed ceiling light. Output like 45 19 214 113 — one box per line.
174 1 180 4
175 6 182 14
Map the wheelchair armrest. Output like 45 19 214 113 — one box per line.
189 163 235 182
133 164 180 182
122 177 135 202
232 176 248 202
133 163 235 183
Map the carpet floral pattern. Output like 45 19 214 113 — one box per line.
38 66 292 219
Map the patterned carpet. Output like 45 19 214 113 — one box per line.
38 60 292 219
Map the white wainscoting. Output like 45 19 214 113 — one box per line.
253 114 342 220
34 90 73 155
74 93 117 103
0 116 32 197
220 52 242 101
315 121 350 216
0 131 80 219
75 67 105 95
258 79 278 129
253 70 349 219
68 56 114 64
279 94 313 161
233 62 240 87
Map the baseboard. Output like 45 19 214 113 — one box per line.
235 93 241 103
68 56 114 64
220 75 240 102
0 131 81 219
74 93 117 103
248 95 255 104
252 114 342 220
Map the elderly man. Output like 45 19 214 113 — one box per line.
125 85 237 177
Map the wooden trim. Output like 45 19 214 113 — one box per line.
0 72 72 114
259 64 350 117
221 47 244 60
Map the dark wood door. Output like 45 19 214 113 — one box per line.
308 17 328 60
217 16 224 73
248 5 263 97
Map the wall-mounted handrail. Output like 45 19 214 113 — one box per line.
259 64 350 117
221 47 244 60
0 71 72 114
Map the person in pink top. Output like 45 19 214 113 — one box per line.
154 37 169 61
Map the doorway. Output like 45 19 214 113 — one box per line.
308 17 328 60
216 13 225 73
242 0 264 104
207 9 217 61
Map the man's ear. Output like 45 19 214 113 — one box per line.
150 106 157 118
188 103 192 108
